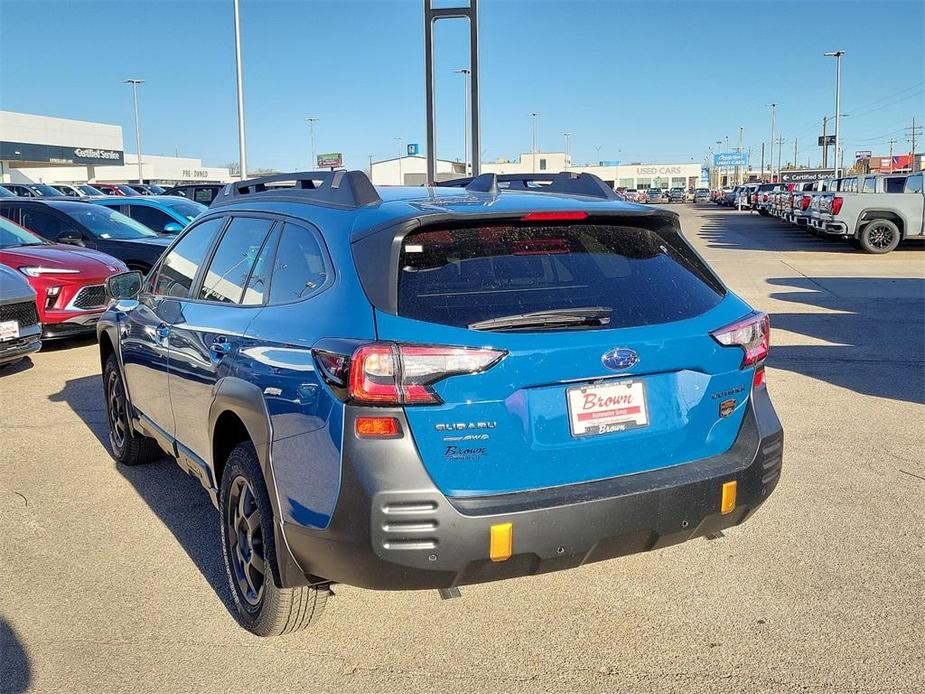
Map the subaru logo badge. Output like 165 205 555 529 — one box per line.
601 348 638 371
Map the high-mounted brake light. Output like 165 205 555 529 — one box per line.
831 196 844 215
710 312 770 368
348 343 506 406
521 211 588 221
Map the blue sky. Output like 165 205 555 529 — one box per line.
1 0 923 172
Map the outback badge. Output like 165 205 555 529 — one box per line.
601 348 638 371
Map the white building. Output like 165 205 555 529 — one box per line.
371 150 702 190
1 111 229 185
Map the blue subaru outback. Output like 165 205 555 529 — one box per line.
98 170 783 636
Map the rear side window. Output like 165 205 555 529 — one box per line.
153 217 224 298
863 177 877 193
906 174 923 194
267 222 328 304
199 217 274 304
397 223 723 330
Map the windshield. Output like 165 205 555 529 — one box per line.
0 185 16 198
0 216 46 247
30 184 66 197
147 184 166 194
59 205 158 239
166 200 207 221
116 184 139 196
647 189 661 194
78 185 104 196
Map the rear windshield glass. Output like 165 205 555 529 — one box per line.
397 224 723 330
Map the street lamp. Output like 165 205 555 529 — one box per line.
395 137 404 185
715 140 722 188
824 51 845 176
305 117 319 168
530 112 541 173
232 0 247 179
766 103 777 181
563 132 571 169
123 79 144 184
453 68 471 175
594 144 602 165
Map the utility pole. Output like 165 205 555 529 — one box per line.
530 112 540 172
367 154 375 177
563 132 571 170
760 142 765 181
594 144 602 165
777 135 784 176
123 79 144 183
453 68 471 175
767 103 777 182
821 116 828 168
395 137 404 184
232 0 248 179
824 51 845 176
736 126 743 184
305 117 319 168
907 116 921 173
793 137 798 170
888 139 897 173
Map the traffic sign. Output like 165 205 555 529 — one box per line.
407 143 420 156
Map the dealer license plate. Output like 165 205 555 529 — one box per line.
567 380 649 437
0 320 20 342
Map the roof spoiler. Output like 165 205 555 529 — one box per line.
435 171 619 200
212 170 381 208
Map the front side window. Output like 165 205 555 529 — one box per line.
153 217 225 298
266 222 328 304
0 216 46 247
20 209 65 238
199 217 274 304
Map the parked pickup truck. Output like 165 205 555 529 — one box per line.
785 180 825 227
810 172 924 253
754 183 783 216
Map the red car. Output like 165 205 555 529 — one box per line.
92 183 139 197
0 216 127 338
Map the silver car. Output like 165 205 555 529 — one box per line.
0 264 42 366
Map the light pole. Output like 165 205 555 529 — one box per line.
395 137 404 185
123 79 144 183
824 51 845 176
563 132 571 169
715 140 722 187
594 144 602 165
305 117 319 168
232 0 248 179
737 126 744 185
453 68 470 175
530 112 540 172
767 103 777 181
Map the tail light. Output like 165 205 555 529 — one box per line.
711 312 770 368
789 193 794 208
762 193 768 202
348 343 506 405
800 195 812 211
831 196 844 215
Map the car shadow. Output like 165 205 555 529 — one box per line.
0 356 34 376
48 375 237 617
37 334 98 352
768 277 925 404
697 207 925 253
0 617 31 694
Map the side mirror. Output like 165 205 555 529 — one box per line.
163 222 183 234
57 230 85 246
106 271 143 301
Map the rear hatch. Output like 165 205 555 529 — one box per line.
354 215 762 497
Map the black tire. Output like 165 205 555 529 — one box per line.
219 442 327 637
858 219 901 254
104 355 161 465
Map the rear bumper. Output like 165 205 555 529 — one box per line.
281 387 784 590
810 218 848 235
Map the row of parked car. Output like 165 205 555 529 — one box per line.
617 187 711 204
710 171 925 253
0 183 222 366
1 180 226 205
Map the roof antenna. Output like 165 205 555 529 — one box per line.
465 173 497 195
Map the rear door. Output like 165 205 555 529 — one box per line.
368 218 758 497
167 215 277 463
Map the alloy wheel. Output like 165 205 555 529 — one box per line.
226 475 266 607
107 371 127 451
867 224 894 250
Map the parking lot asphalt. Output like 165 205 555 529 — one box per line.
1 204 923 694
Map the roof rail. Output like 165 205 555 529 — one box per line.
435 171 619 200
212 170 381 208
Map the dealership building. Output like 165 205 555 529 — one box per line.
370 150 704 189
0 111 230 185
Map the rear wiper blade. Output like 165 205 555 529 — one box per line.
468 307 612 331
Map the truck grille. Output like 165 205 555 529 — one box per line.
0 300 39 327
70 285 107 310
